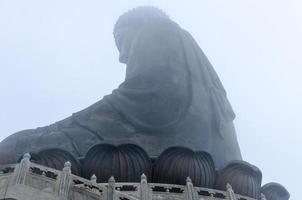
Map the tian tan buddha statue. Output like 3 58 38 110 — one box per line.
0 6 248 189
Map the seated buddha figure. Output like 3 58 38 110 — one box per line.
0 7 241 176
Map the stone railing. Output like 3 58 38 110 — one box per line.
0 153 257 200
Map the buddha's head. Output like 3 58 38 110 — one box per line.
113 6 170 64
114 25 137 64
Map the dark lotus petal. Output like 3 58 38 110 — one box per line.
30 148 81 175
153 146 216 188
83 143 151 182
215 160 262 199
261 182 290 200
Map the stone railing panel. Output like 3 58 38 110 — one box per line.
0 156 258 200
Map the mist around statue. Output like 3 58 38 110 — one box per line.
3 1 298 198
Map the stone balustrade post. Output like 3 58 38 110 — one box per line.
260 193 267 200
139 174 150 200
106 176 116 200
14 153 31 185
226 183 237 200
90 174 97 184
88 174 98 193
57 161 72 200
185 177 198 200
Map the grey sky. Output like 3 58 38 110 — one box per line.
0 0 300 198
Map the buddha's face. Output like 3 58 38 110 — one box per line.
114 27 136 64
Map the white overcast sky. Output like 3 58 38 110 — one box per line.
0 0 301 198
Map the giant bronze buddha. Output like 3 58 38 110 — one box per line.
0 6 243 187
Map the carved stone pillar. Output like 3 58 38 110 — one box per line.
139 174 150 200
107 176 116 200
57 161 72 200
185 177 198 200
14 153 31 185
226 183 237 200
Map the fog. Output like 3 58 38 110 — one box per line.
0 0 301 198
